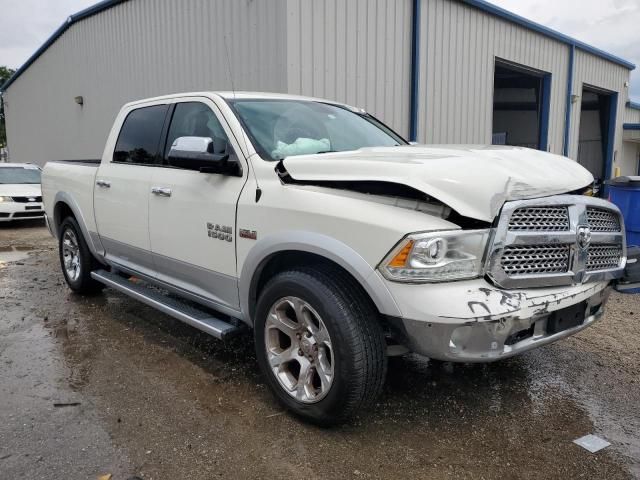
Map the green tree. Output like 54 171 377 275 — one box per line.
0 66 16 149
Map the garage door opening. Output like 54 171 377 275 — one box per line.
492 60 551 151
577 87 617 190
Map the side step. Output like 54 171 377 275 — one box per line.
91 269 241 339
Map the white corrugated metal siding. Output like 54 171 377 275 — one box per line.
568 49 630 171
417 0 569 152
3 0 635 173
284 0 413 136
4 0 288 164
625 106 640 124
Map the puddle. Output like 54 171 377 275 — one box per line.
0 245 34 265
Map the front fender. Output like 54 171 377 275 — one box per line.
238 230 402 324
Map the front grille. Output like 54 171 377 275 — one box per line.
508 206 569 231
501 245 571 275
586 245 623 272
11 196 42 203
13 211 44 218
586 208 621 232
486 196 625 288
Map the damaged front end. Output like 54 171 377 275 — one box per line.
385 280 611 362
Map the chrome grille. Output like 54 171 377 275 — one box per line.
486 195 625 288
501 245 571 275
586 208 621 232
586 245 623 272
11 196 42 203
508 206 569 231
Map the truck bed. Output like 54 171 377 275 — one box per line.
41 160 101 237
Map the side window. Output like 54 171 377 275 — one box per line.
164 102 230 161
113 104 169 164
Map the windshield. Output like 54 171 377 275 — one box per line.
227 99 406 161
0 167 42 184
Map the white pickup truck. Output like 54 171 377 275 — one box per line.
43 91 633 425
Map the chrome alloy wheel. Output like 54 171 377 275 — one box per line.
62 229 81 282
265 296 334 403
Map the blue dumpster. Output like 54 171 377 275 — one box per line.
607 176 640 247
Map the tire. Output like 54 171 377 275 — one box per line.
254 265 387 426
58 216 104 294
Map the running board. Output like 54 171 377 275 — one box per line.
91 269 241 339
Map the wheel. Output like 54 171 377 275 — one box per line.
58 216 104 294
254 266 387 426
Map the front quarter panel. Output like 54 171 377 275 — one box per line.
236 163 461 323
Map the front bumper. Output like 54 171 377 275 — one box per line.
0 202 45 221
383 275 612 362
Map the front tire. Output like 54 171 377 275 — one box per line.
254 266 387 426
58 217 104 294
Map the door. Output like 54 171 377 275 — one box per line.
577 87 617 194
148 99 247 310
94 103 170 277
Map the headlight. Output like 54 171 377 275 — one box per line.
380 229 490 283
0 196 13 203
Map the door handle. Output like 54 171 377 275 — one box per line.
96 179 111 188
151 186 172 197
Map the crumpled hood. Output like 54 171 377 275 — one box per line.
0 184 42 198
282 145 594 222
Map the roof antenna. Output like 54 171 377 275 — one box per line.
223 33 261 201
223 34 236 98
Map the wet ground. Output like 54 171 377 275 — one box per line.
1 220 639 480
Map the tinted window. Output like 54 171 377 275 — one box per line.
113 104 169 164
164 102 230 160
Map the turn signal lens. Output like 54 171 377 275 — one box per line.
388 240 414 267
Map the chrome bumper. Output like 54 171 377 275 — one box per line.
387 281 612 362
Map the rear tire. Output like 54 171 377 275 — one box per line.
58 217 104 294
254 265 387 426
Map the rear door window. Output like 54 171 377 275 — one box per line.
113 104 169 164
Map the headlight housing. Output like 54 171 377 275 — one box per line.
0 196 14 203
380 229 490 283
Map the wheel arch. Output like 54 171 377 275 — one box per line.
52 192 104 261
239 231 402 325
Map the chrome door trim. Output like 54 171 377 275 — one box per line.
100 236 157 280
151 251 240 310
108 260 243 320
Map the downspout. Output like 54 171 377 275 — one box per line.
409 0 421 142
563 44 575 157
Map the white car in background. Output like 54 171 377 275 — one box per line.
0 163 45 222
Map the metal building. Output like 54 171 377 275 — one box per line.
1 0 638 183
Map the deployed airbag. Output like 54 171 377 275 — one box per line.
272 138 330 159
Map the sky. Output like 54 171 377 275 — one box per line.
0 0 639 99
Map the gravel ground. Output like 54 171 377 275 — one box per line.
1 220 639 479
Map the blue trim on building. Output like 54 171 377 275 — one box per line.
409 0 421 142
627 101 640 111
538 73 552 151
563 45 575 157
624 123 640 131
1 0 127 92
461 0 635 71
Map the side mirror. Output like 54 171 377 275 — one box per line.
167 136 240 175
